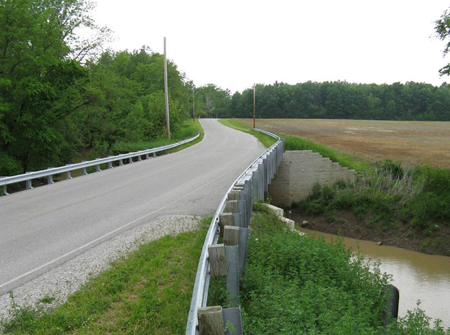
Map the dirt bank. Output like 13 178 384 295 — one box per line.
287 209 450 257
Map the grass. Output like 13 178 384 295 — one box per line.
226 207 449 334
284 135 374 173
112 119 203 154
0 220 209 334
219 119 277 148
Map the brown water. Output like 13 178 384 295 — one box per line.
300 227 450 329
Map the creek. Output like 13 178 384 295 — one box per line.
299 227 450 329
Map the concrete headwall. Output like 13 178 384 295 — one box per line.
268 150 357 207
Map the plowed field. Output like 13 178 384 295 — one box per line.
241 119 450 167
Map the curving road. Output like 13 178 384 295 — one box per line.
0 119 265 297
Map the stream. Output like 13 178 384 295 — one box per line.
299 227 450 329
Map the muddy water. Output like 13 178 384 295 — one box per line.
300 227 450 328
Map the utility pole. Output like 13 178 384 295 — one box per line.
164 37 171 139
253 84 256 128
193 86 196 120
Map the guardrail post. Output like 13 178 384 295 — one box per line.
208 244 227 277
219 213 234 237
198 306 224 335
153 152 156 158
145 153 150 159
238 228 249 274
96 165 101 172
2 185 8 196
225 245 239 305
224 226 239 246
119 160 124 166
26 179 33 190
47 175 54 184
66 171 72 180
108 162 113 169
225 200 240 227
82 167 88 176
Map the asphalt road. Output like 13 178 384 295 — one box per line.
0 119 266 296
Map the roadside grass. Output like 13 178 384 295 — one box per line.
168 118 204 154
0 220 209 334
215 207 449 334
284 135 374 174
112 119 203 154
239 208 391 334
219 119 277 148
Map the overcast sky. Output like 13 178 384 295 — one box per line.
92 0 450 93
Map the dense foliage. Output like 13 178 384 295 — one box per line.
229 81 450 120
238 208 450 334
0 0 193 177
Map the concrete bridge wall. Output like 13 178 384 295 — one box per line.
268 150 357 207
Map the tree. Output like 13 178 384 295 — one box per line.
0 0 109 175
435 8 450 76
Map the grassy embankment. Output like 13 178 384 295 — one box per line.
0 221 208 334
218 119 277 148
222 119 450 256
210 206 449 334
112 119 203 154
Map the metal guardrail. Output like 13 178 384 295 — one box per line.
186 129 284 335
0 134 200 195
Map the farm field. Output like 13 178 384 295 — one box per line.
240 119 450 168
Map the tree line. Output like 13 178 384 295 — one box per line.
195 81 450 121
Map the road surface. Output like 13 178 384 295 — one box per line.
0 119 265 298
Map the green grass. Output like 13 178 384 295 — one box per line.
112 119 203 154
0 220 209 334
219 119 277 148
284 135 373 174
239 208 391 334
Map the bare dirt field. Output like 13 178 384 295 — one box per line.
241 119 450 168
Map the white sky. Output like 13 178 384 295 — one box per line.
92 0 450 93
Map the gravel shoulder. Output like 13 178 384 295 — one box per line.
0 215 200 321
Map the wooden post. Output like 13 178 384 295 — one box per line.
208 244 227 276
219 213 234 237
198 306 224 335
227 190 240 201
253 84 256 128
224 226 240 246
225 200 239 213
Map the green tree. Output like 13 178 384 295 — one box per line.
435 8 450 76
0 0 108 175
